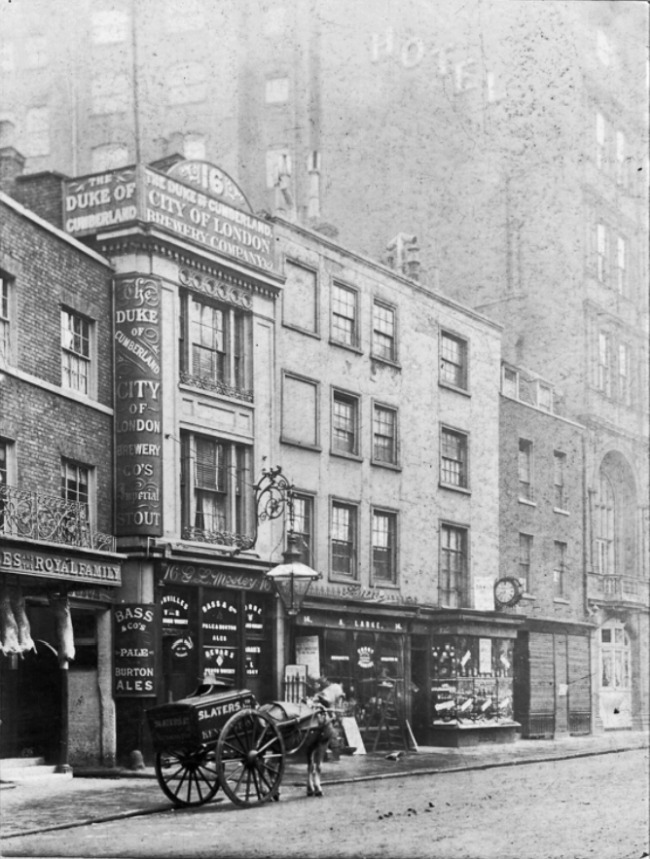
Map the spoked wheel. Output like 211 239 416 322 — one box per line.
154 746 220 807
216 709 285 807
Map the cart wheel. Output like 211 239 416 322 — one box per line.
155 746 220 807
217 709 285 807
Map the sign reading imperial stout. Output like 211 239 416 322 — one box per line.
62 160 276 274
113 604 159 697
114 276 163 536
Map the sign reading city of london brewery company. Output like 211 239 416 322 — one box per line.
63 161 275 274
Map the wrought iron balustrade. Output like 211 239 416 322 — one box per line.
0 485 115 552
179 372 254 403
181 525 255 551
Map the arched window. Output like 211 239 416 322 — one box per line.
600 621 630 690
594 472 615 574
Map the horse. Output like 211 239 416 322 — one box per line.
260 681 345 799
304 682 345 798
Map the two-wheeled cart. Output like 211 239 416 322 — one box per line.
146 685 336 808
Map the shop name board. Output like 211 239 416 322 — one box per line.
114 276 163 537
1 550 121 586
113 603 159 697
308 580 418 605
163 564 272 592
62 161 276 274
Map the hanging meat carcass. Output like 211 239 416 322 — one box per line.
11 588 36 654
51 595 75 664
0 586 21 655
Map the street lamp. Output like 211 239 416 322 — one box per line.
266 530 321 617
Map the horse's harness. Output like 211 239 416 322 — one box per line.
259 697 341 754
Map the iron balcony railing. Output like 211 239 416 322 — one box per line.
0 485 115 552
181 525 255 551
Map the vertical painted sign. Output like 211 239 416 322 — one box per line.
114 276 163 536
113 604 159 697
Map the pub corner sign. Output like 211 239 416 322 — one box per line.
63 159 276 274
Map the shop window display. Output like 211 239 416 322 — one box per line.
430 635 514 726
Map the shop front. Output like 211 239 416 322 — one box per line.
155 557 278 706
294 600 419 752
0 543 123 768
409 610 524 747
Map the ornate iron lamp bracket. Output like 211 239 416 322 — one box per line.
251 466 295 549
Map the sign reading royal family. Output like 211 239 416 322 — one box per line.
63 161 275 274
114 275 163 536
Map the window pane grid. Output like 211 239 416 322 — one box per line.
372 511 396 582
441 429 467 486
61 461 89 517
332 503 355 576
373 303 395 360
373 406 396 463
518 439 533 499
291 495 313 566
333 395 357 454
554 541 566 598
440 525 466 607
441 334 467 388
332 285 356 345
61 310 90 394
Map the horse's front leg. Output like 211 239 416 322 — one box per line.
306 750 316 797
311 744 324 797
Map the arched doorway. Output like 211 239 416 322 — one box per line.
598 619 632 729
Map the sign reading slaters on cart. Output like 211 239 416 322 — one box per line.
63 161 276 274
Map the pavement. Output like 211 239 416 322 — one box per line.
1 730 648 841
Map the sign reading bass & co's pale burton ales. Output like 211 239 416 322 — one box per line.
113 603 160 697
114 276 163 536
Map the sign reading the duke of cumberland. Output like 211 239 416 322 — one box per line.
113 604 159 697
114 276 163 536
63 161 275 274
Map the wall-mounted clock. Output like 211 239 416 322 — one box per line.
494 577 523 608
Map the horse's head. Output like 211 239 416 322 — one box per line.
316 682 345 711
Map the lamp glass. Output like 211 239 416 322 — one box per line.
266 562 319 616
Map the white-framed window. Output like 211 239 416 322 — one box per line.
61 308 92 395
91 74 130 115
518 533 532 593
554 541 567 598
371 508 397 584
372 300 397 362
439 522 468 608
594 472 615 575
518 438 533 501
440 331 468 390
290 493 314 566
0 272 12 363
597 331 612 396
332 389 360 456
91 143 129 173
180 433 252 543
61 458 92 528
331 500 358 579
331 282 359 348
283 260 318 334
24 106 49 157
600 622 631 690
91 9 129 43
372 403 398 465
265 76 289 104
25 35 47 69
618 342 631 406
180 293 251 397
596 223 609 283
282 372 319 448
615 236 627 295
440 426 469 488
553 451 566 510
0 437 15 532
167 62 207 105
